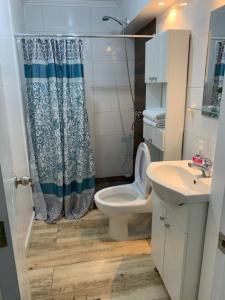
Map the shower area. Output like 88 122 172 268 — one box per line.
17 4 152 222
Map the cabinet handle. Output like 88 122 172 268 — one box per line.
165 223 170 228
160 216 165 221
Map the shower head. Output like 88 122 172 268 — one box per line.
102 16 127 28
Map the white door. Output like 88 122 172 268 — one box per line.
210 77 225 300
0 0 33 299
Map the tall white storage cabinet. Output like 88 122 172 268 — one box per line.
144 30 190 160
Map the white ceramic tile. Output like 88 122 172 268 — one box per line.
95 154 133 178
10 0 26 32
185 109 218 142
182 131 208 160
94 111 134 135
42 6 91 33
187 33 208 88
121 110 135 133
93 87 119 112
92 61 116 87
186 87 204 110
24 5 44 32
117 86 134 111
114 60 135 87
87 111 95 147
91 38 135 61
86 86 94 113
91 7 121 34
83 39 93 62
95 133 133 158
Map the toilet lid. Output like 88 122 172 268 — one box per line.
135 142 151 197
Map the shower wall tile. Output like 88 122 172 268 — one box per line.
95 134 133 158
94 111 133 135
24 3 135 178
90 7 121 34
92 61 116 87
93 87 119 112
114 60 135 87
42 6 91 33
93 87 134 112
95 154 133 177
91 38 135 61
24 5 44 32
117 86 134 111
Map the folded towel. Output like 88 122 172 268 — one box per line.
143 108 166 122
143 117 165 128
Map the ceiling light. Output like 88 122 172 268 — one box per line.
158 2 165 6
180 2 188 6
106 46 112 53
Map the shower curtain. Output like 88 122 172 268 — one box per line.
212 40 225 114
21 38 95 223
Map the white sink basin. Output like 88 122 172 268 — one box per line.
147 160 212 206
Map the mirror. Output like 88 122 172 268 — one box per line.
202 5 225 118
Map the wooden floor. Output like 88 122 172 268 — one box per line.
27 210 170 300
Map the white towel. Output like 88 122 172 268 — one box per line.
143 117 165 128
143 108 166 122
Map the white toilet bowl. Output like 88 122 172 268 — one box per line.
94 142 152 241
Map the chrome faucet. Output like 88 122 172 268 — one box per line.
188 156 213 177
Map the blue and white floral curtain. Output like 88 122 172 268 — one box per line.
212 40 225 114
21 38 95 223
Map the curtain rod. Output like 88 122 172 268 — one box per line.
211 37 225 40
15 33 155 39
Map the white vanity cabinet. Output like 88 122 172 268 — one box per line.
151 193 208 300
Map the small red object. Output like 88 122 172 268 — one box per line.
192 155 204 165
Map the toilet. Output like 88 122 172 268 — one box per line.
94 142 152 241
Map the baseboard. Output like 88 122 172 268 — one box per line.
25 211 34 252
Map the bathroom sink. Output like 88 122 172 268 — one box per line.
146 160 212 206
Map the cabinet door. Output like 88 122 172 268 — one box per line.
151 194 166 276
164 214 186 300
157 32 168 82
145 36 159 83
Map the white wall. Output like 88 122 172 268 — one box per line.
10 0 25 31
156 1 225 299
24 3 135 178
120 0 149 23
156 0 225 162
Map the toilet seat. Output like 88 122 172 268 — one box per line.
134 142 151 197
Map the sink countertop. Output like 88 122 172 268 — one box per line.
147 160 212 205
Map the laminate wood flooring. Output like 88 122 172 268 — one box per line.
27 210 170 300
